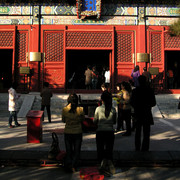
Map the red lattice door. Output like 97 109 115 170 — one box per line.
44 31 65 90
115 31 135 83
15 30 29 91
149 31 164 92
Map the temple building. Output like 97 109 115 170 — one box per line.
0 0 179 93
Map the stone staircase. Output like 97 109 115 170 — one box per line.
0 93 24 117
0 93 9 117
31 93 101 119
1 93 179 119
156 94 180 118
31 94 69 119
0 93 101 118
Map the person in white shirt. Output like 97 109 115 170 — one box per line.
93 91 116 175
104 68 110 84
8 82 21 128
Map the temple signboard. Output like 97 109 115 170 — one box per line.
19 67 30 74
148 67 159 75
76 0 101 19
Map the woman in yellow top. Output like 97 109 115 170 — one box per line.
112 83 124 131
120 81 132 136
62 93 85 172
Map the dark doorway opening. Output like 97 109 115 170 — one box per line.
0 49 13 91
165 51 180 89
66 50 110 89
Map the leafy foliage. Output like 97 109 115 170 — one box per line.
170 18 180 36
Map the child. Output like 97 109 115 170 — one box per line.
8 82 21 128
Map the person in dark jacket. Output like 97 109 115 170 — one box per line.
40 82 53 123
131 75 156 151
142 67 151 86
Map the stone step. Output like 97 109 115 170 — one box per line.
1 93 179 119
0 110 9 117
0 94 24 117
31 98 66 118
17 95 35 118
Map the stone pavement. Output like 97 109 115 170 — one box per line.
1 166 180 180
0 93 180 167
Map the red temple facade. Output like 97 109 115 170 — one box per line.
0 0 180 93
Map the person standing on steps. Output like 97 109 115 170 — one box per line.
112 83 124 131
131 75 156 151
104 67 110 89
84 65 92 90
131 65 140 87
91 66 99 89
142 67 151 86
167 69 174 89
120 81 132 136
40 82 53 123
8 82 21 128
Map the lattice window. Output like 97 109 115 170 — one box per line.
44 32 64 62
0 31 13 47
116 32 132 62
151 33 162 62
66 32 112 48
164 33 180 49
16 31 27 62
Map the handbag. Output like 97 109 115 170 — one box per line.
48 132 60 160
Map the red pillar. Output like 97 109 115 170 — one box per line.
137 25 147 74
29 25 41 91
